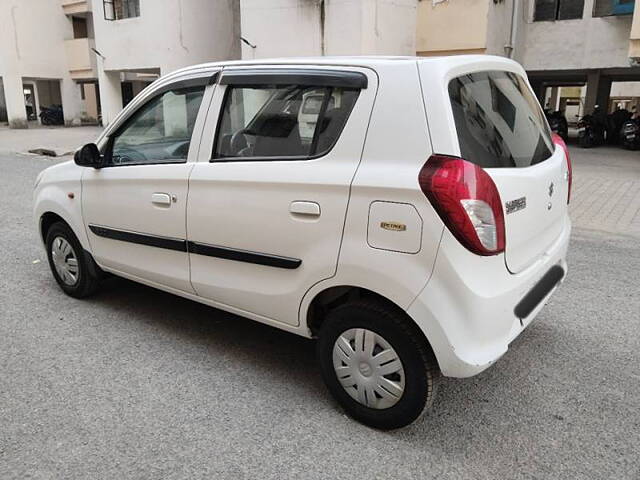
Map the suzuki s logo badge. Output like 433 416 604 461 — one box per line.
505 197 526 215
549 182 554 197
380 221 406 232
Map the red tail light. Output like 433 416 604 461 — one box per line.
419 154 505 256
551 133 571 204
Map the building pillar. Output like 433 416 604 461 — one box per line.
0 78 7 122
548 87 560 111
528 79 546 105
97 70 122 126
84 83 99 122
60 78 83 126
585 70 612 114
3 72 28 129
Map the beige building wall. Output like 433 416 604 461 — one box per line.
416 0 490 56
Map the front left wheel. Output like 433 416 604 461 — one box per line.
45 221 101 298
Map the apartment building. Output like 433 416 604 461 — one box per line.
0 1 85 128
416 0 640 117
0 0 240 128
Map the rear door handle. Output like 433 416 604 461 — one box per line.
290 201 321 217
151 193 172 206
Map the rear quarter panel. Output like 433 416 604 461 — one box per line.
300 61 444 326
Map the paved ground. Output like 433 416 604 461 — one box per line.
569 144 640 237
1 142 639 479
0 125 103 157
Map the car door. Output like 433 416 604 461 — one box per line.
82 76 211 292
187 66 377 326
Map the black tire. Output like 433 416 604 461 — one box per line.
45 221 101 298
317 299 439 430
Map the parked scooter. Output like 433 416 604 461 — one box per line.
619 117 640 150
39 105 64 126
545 110 569 142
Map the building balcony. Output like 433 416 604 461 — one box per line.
61 0 92 16
65 38 98 80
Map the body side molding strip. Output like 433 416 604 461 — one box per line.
88 225 187 252
187 241 302 269
88 225 302 269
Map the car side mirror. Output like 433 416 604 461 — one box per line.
74 143 103 168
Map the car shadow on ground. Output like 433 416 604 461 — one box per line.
81 274 568 439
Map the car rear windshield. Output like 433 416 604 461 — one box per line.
448 70 553 168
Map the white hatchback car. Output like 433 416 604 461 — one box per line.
34 56 571 429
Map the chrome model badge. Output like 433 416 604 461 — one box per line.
380 221 406 232
505 197 526 215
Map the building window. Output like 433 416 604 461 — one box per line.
72 17 88 39
534 0 584 21
103 0 140 21
593 0 634 17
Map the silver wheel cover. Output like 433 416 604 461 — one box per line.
332 328 405 409
51 236 79 286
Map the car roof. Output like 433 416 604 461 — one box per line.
169 55 521 77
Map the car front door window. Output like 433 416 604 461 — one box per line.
110 87 205 166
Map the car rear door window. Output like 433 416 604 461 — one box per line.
449 71 554 168
213 85 359 160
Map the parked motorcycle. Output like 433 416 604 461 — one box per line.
39 105 64 126
545 110 569 142
577 113 605 148
619 118 640 150
607 107 632 145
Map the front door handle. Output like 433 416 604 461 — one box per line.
290 201 320 217
151 193 172 206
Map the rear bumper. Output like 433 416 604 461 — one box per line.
407 215 571 378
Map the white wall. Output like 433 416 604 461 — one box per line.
519 0 634 71
240 0 322 58
240 0 417 59
0 0 83 127
91 0 240 74
485 0 518 59
611 81 640 96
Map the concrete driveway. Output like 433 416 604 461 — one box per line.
0 144 638 479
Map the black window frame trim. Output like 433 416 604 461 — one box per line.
218 69 368 90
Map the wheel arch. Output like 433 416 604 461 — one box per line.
40 211 68 244
35 198 91 252
305 285 439 369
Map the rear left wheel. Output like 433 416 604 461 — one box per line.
317 299 439 430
